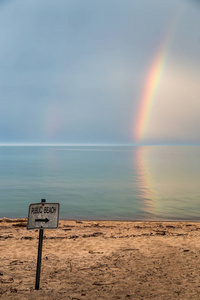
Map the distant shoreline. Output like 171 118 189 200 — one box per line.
1 217 200 223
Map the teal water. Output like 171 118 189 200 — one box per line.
0 145 200 221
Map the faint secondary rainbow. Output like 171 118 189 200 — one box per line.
134 13 181 143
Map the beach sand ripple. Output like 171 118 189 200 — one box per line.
1 219 200 299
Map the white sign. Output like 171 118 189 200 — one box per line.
27 203 60 230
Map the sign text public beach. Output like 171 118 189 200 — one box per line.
27 202 60 230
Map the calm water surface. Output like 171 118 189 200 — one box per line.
0 145 200 220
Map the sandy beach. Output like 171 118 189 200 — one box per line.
1 219 200 299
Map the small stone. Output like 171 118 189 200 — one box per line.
10 287 17 293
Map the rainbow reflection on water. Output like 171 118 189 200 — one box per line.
135 146 200 220
135 147 159 217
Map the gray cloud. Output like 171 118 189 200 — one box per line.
0 0 199 144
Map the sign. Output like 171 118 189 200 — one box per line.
27 202 60 230
27 199 60 290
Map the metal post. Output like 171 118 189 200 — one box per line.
35 227 43 290
35 199 46 290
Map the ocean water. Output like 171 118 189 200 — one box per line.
0 145 200 221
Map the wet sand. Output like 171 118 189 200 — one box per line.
1 218 200 299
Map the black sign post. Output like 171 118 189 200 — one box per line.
27 199 60 290
35 199 45 290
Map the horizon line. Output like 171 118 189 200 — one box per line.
0 142 200 147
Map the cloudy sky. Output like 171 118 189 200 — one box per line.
0 0 200 145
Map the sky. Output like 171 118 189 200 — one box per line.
0 0 200 145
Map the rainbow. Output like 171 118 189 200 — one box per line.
134 13 181 143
